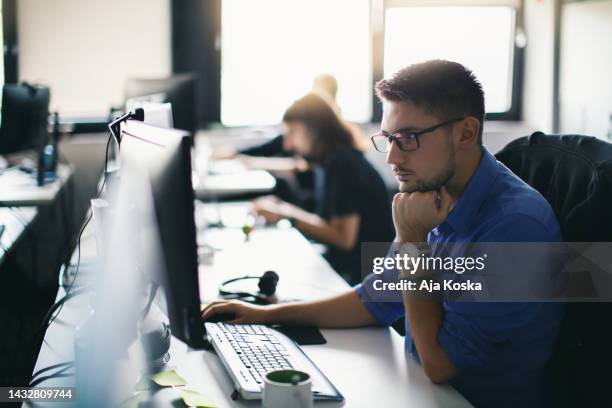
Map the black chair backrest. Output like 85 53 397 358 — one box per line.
496 132 612 408
496 132 612 242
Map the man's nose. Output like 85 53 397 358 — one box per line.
386 139 405 165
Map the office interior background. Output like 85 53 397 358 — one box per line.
0 0 611 406
7 0 612 138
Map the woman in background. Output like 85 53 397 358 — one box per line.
253 93 393 285
213 75 357 212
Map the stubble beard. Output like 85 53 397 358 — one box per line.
399 148 456 193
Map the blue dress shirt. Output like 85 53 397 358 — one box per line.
355 148 564 407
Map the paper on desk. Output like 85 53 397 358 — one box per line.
151 369 187 387
178 388 217 407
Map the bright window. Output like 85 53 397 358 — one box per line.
221 0 372 126
384 6 516 113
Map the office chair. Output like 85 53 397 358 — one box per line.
496 131 612 408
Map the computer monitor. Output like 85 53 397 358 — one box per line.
125 100 174 129
125 92 166 107
120 120 205 348
124 75 199 135
0 83 50 154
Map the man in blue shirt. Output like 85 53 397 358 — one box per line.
203 60 564 407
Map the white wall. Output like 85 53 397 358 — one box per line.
522 0 556 134
559 0 612 139
18 0 171 116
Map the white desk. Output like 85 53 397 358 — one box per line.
194 160 276 200
28 203 471 408
0 164 73 207
0 207 38 265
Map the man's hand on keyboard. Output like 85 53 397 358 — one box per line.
202 300 276 325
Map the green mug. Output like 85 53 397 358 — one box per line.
262 369 313 408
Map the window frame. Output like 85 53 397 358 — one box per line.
1 0 525 126
372 0 524 122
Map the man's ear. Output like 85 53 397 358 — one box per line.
457 117 480 148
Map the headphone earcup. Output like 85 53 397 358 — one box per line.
258 270 279 296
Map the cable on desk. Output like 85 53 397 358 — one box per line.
30 361 73 385
38 285 92 336
34 132 114 370
44 133 113 330
34 128 130 383
29 371 74 387
57 164 75 270
32 251 92 368
141 283 159 319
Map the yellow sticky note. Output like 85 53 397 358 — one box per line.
151 369 187 387
178 389 217 408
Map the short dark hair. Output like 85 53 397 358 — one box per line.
282 93 358 163
375 60 485 144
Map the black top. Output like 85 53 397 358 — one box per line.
238 134 289 157
316 148 394 284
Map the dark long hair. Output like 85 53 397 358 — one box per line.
282 93 360 164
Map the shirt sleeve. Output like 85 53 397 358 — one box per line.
355 283 404 326
354 245 404 326
437 214 561 371
238 135 287 157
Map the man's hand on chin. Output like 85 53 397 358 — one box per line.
392 186 454 243
392 186 459 384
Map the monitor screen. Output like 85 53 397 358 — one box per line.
125 100 174 129
120 120 205 348
125 75 199 136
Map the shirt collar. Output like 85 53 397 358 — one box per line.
443 147 498 234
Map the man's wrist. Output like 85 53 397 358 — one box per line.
395 227 428 243
394 242 433 279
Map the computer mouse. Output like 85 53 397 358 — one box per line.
204 312 236 323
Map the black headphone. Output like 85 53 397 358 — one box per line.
218 270 279 305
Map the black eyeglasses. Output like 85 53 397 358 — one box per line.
370 117 465 153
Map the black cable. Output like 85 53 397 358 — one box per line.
37 285 93 342
48 132 112 322
30 361 73 384
35 132 113 363
98 131 113 198
45 212 91 329
29 370 74 387
56 166 71 276
141 283 159 320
